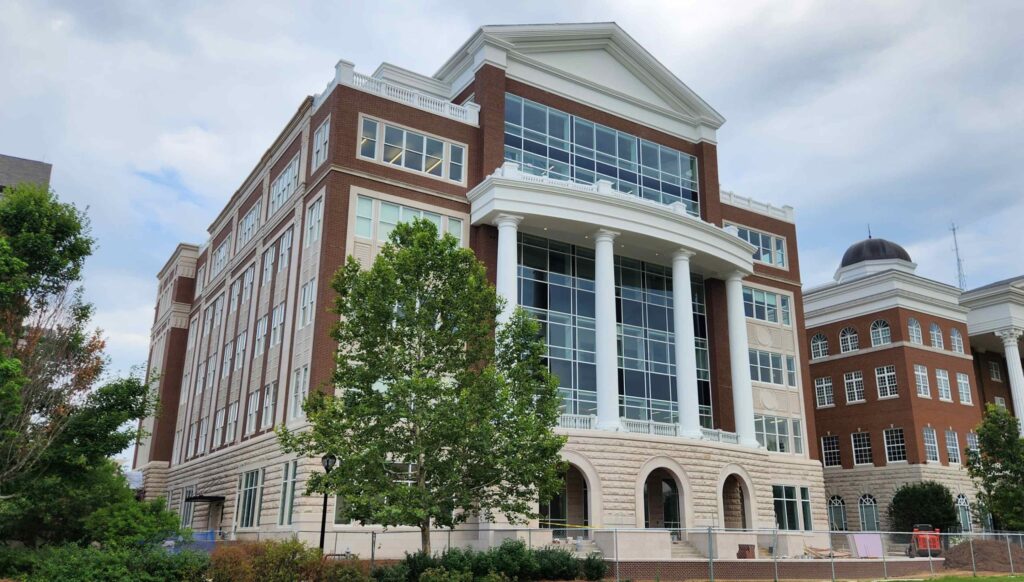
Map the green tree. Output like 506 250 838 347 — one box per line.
886 480 958 532
966 403 1024 530
84 497 181 547
278 219 565 553
0 183 102 486
0 375 156 545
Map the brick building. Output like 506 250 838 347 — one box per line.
133 23 828 558
805 238 982 533
0 153 51 191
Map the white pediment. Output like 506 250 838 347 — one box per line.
435 23 725 144
520 48 677 112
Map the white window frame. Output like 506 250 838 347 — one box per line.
994 396 1007 408
729 223 788 268
883 428 907 463
211 241 230 278
811 333 829 360
815 377 834 408
305 197 323 247
245 390 259 434
278 460 299 526
197 418 209 454
181 485 196 527
291 365 310 420
967 431 980 453
859 495 880 531
839 327 859 353
268 154 300 216
312 118 330 169
236 468 264 529
299 278 316 328
989 361 1003 382
870 320 891 347
875 364 898 399
270 303 285 347
956 372 973 405
945 430 961 464
851 432 873 466
936 369 952 401
235 332 247 370
261 382 277 429
225 401 238 443
908 317 923 345
213 407 226 448
238 202 262 248
844 371 865 403
742 286 791 325
930 323 945 349
749 348 786 386
755 414 794 453
357 114 468 185
221 341 233 378
914 364 931 398
278 228 293 272
254 316 268 356
821 435 841 467
242 265 255 302
923 427 939 462
950 328 965 354
261 248 275 286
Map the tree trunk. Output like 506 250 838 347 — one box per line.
421 519 431 555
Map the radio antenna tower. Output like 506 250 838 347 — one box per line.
951 223 967 290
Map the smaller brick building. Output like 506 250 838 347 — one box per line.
805 238 980 533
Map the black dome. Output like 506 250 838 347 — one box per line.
840 238 912 268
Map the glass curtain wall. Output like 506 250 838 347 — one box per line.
504 94 701 217
518 233 712 427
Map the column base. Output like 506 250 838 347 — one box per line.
739 437 761 449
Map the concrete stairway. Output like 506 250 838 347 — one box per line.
671 540 706 560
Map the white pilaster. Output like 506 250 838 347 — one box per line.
725 271 758 448
672 250 702 439
594 229 621 431
996 327 1024 437
494 214 523 326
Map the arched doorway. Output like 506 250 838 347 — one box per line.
540 465 589 539
643 468 682 533
721 474 749 529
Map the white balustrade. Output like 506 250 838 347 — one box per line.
558 414 596 430
314 64 479 125
700 427 740 444
621 418 679 437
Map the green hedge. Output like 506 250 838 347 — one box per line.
0 544 209 582
372 539 607 581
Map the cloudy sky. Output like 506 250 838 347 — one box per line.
1 0 1022 380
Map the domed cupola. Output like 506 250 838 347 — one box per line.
834 237 916 282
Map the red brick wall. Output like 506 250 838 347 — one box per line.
809 306 982 468
150 327 189 462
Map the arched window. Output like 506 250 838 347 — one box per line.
951 329 965 354
930 323 944 349
828 496 848 531
870 320 891 346
840 327 859 353
957 494 972 532
907 318 923 345
859 494 880 531
811 333 829 359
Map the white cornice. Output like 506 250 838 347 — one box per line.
805 270 966 327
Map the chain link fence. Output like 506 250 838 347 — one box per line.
218 525 1024 580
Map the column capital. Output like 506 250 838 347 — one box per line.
996 327 1024 345
593 228 619 244
672 249 695 262
725 270 747 283
493 214 523 229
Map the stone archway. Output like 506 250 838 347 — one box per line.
717 465 755 529
541 464 590 539
643 468 682 531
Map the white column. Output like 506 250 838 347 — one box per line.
594 229 621 431
672 250 702 439
725 271 758 448
494 214 522 326
996 327 1024 437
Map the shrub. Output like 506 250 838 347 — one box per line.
208 542 264 582
0 545 37 579
321 561 374 582
491 540 537 581
370 562 409 582
209 539 323 582
22 544 208 582
84 497 182 547
580 553 607 581
532 547 578 581
401 550 441 581
887 481 958 533
419 567 473 582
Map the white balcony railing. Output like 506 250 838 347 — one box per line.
314 60 479 125
622 418 679 437
700 427 740 444
557 414 596 430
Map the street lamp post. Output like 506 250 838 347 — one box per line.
319 454 337 553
